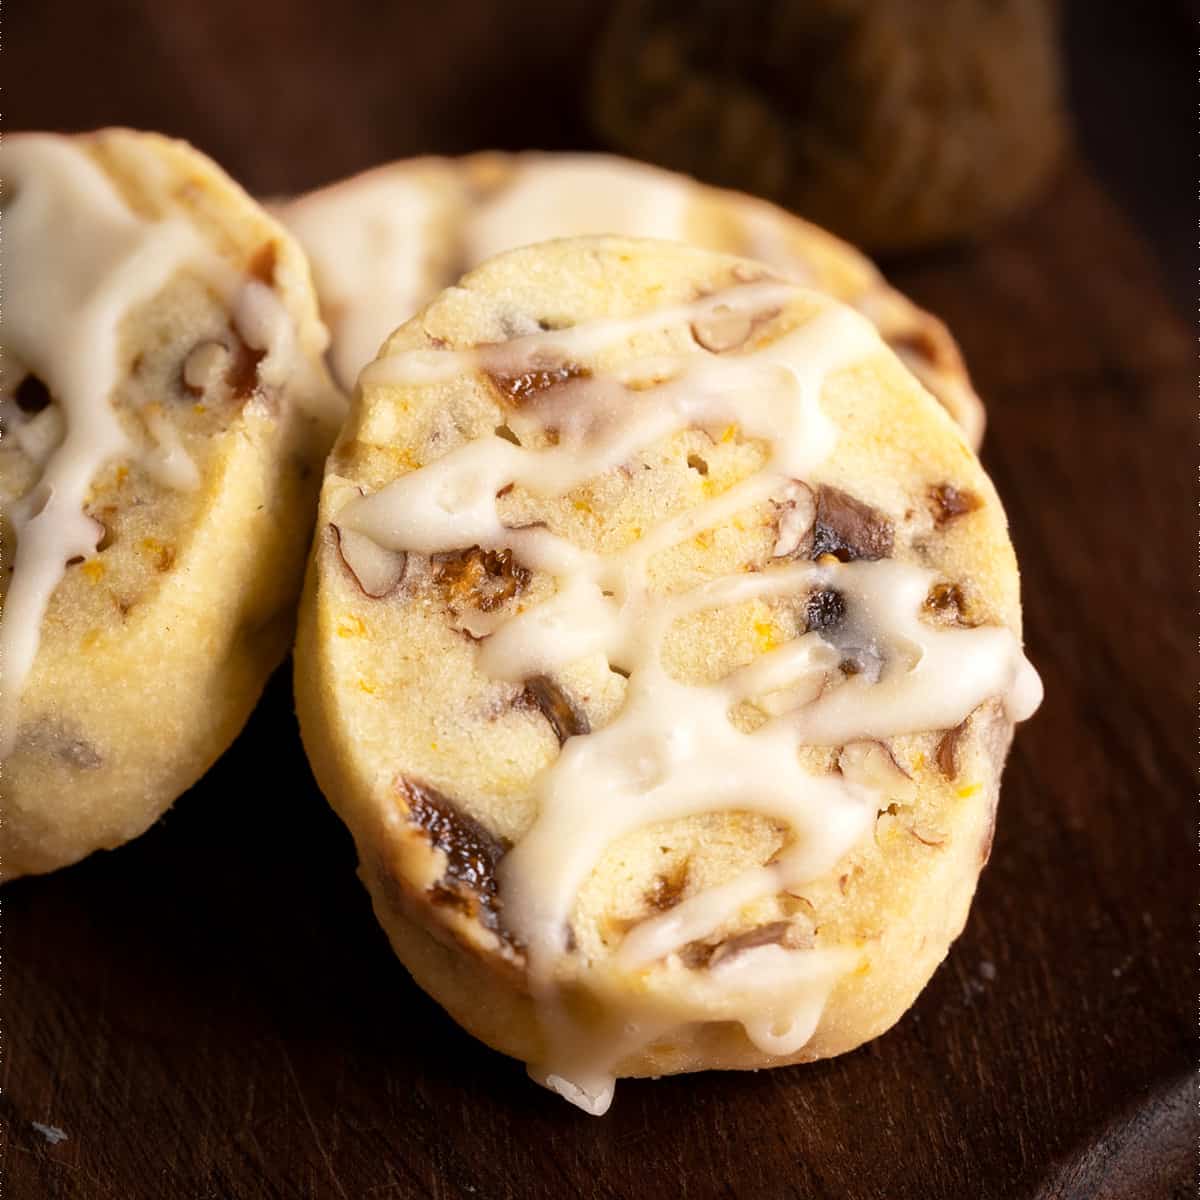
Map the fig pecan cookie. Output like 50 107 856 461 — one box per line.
0 130 344 879
278 152 985 447
294 237 1040 1113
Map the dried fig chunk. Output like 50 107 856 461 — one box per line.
521 675 590 744
224 330 266 401
434 546 530 612
923 581 978 627
486 361 589 406
399 777 512 934
804 586 846 633
333 524 407 598
839 740 916 802
929 483 981 526
936 720 969 779
247 242 278 285
810 486 894 562
645 859 690 912
690 303 779 353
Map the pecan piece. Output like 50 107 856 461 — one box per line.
839 740 916 802
690 303 778 353
936 720 969 779
772 480 815 558
181 341 230 396
521 675 590 744
333 524 407 598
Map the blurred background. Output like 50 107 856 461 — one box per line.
8 0 1189 304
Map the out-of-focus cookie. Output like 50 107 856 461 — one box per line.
0 129 344 879
277 152 985 446
589 0 1065 252
294 237 1040 1113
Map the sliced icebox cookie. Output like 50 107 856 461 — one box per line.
0 129 344 879
277 151 986 447
294 236 1039 1114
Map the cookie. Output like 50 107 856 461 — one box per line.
0 130 344 880
294 237 1040 1113
590 0 1065 253
278 152 985 447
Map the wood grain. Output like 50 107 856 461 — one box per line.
3 2 1194 1197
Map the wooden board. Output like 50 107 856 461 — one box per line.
4 2 1193 1196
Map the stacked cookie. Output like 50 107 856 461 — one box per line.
1 132 1039 1114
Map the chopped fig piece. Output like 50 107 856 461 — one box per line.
805 587 846 633
810 486 894 562
399 777 511 933
434 546 530 611
923 581 971 625
14 375 51 414
247 241 278 285
645 860 690 912
522 675 590 744
224 330 266 400
839 740 916 802
690 303 778 353
936 720 969 779
182 341 230 396
686 453 709 476
772 480 815 558
333 524 407 597
486 361 589 406
929 483 982 526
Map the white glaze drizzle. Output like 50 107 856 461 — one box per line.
280 169 436 390
337 281 1041 1113
464 156 689 266
0 135 305 755
281 156 691 389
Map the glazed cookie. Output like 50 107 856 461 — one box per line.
590 0 1065 252
278 152 985 447
295 238 1040 1113
0 130 344 880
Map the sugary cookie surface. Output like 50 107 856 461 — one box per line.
296 237 1039 1114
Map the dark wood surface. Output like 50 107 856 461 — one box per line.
4 3 1194 1197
